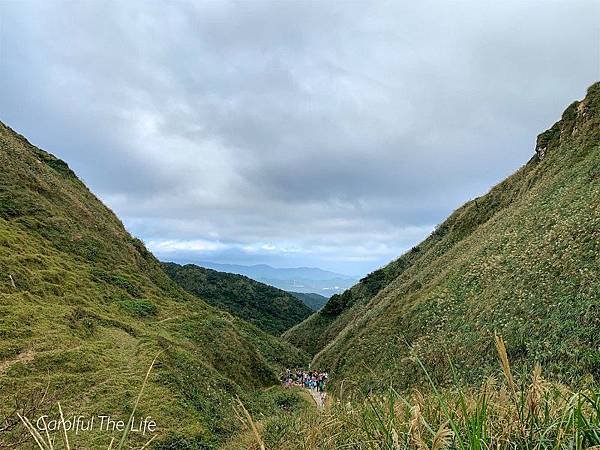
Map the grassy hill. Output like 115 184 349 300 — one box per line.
162 262 312 335
288 292 328 311
284 82 600 394
0 122 308 448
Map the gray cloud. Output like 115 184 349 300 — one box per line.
1 0 598 275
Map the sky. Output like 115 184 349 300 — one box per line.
1 1 598 276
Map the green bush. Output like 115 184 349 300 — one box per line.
118 298 157 317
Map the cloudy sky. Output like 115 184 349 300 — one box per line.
1 1 598 275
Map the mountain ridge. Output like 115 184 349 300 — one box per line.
288 291 329 311
161 262 313 334
284 82 600 393
0 120 308 448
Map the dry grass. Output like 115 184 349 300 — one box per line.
228 335 600 449
233 397 266 450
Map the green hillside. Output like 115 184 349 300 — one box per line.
284 82 600 394
0 122 308 448
288 291 328 311
162 262 312 335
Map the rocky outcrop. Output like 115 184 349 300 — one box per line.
535 82 599 160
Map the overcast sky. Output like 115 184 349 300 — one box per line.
1 1 598 275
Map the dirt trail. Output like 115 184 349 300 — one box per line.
0 349 35 375
307 388 326 409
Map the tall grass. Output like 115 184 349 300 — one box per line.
234 396 266 450
16 338 600 449
230 336 600 450
16 353 161 450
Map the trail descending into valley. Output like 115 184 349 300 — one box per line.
307 387 326 410
282 368 329 410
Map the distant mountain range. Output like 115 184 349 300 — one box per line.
196 262 358 297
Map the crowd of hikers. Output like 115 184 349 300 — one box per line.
281 368 329 406
282 368 328 391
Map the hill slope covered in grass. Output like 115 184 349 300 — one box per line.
0 122 308 448
284 82 600 394
162 262 312 335
289 292 328 311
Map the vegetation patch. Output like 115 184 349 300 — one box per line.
118 298 157 317
162 262 313 335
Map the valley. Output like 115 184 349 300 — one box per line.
0 73 598 450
